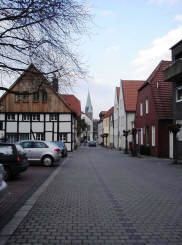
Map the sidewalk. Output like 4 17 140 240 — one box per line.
0 160 67 245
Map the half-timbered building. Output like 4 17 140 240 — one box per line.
0 64 81 151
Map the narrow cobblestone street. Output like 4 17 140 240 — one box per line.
2 146 182 244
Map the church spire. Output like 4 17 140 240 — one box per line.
85 91 93 119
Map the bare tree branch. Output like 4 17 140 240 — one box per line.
0 0 90 92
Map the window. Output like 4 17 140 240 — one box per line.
6 133 17 143
15 94 21 102
0 121 3 130
136 132 138 144
152 126 156 146
49 114 58 121
22 114 30 121
7 113 15 121
145 126 149 145
19 133 30 141
0 145 13 155
22 92 29 102
33 92 39 102
58 133 67 142
145 99 149 114
42 90 48 102
33 141 47 148
15 92 29 103
140 128 143 145
32 114 40 121
20 141 32 148
140 103 143 116
176 87 182 102
35 133 44 140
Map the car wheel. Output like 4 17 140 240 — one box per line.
42 155 53 167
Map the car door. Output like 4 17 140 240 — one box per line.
31 141 48 161
19 141 34 160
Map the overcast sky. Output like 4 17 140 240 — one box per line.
72 0 182 119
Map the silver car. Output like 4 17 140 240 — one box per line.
17 140 62 166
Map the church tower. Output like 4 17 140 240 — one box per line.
85 91 93 120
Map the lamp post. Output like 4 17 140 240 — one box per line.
123 130 130 154
131 128 137 156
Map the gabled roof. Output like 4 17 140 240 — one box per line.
138 60 173 119
61 94 81 117
103 106 114 119
122 80 144 112
0 63 76 114
149 60 172 119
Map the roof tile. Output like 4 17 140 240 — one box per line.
122 80 144 112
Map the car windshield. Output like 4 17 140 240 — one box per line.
15 144 26 154
52 141 64 148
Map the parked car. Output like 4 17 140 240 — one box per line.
0 163 7 198
0 143 29 180
53 141 68 157
88 140 97 147
17 140 62 166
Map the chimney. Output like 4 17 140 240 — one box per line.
52 74 59 92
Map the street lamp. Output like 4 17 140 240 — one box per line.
123 130 130 154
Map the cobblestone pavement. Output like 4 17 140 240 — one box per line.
0 164 59 230
3 147 182 244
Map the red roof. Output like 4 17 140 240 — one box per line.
122 80 144 112
148 60 172 119
62 94 81 117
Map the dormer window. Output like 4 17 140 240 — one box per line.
15 91 29 103
176 86 182 102
42 90 48 102
22 92 29 102
15 94 21 102
33 92 39 102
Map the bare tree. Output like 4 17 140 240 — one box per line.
0 0 90 92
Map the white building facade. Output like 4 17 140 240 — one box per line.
113 87 120 149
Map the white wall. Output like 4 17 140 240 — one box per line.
81 113 93 141
113 88 119 148
98 121 103 144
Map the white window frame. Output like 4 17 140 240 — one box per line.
59 133 67 142
136 132 138 144
7 113 15 121
32 114 40 121
22 114 30 121
19 133 30 141
145 99 149 114
35 133 44 140
152 126 156 147
140 103 143 116
176 86 182 102
140 128 143 145
49 114 58 121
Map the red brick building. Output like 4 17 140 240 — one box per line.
135 60 173 158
